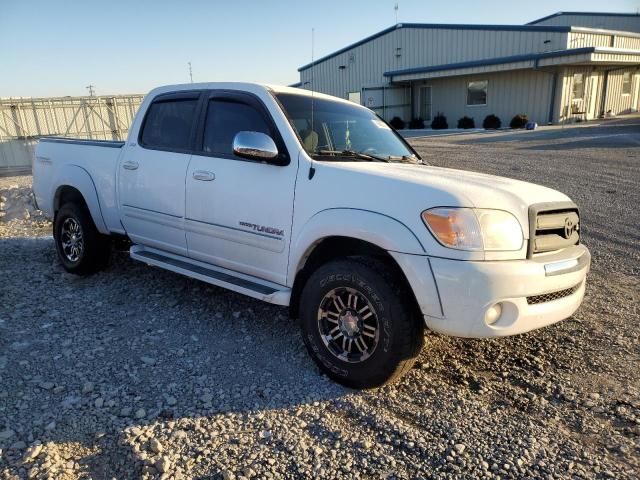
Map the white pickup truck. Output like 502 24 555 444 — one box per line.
33 83 590 388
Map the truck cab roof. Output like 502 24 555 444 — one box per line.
145 82 355 105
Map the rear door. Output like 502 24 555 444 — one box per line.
185 90 296 285
118 91 201 255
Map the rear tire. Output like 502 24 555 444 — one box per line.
54 202 111 275
299 258 424 389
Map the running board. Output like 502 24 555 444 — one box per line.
130 245 291 306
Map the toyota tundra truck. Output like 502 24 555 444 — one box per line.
32 83 590 388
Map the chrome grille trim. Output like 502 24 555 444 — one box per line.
527 202 580 258
526 283 582 305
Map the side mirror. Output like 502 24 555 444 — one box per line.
232 131 279 162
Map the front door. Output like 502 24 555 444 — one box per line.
587 73 600 120
118 91 201 256
185 91 297 285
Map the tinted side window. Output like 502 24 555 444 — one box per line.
203 100 270 156
140 99 198 150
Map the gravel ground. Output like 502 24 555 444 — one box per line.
1 118 639 479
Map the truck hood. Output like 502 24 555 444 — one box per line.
315 161 571 237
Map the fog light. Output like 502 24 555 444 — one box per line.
485 303 503 325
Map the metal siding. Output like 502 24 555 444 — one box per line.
532 14 640 33
569 32 613 47
592 52 640 63
604 68 640 114
569 31 640 49
423 69 554 126
557 67 608 122
614 35 640 49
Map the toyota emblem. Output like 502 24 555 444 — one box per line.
564 217 577 239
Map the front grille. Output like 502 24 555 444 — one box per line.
529 204 580 257
526 283 581 305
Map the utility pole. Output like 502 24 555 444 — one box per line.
394 2 399 24
86 84 95 97
188 62 193 83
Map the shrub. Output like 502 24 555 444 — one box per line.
483 114 501 130
430 112 448 130
389 116 405 130
510 114 528 129
457 116 475 129
409 117 425 129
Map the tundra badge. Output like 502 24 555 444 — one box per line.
239 221 284 237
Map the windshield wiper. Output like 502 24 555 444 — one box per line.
314 149 390 163
388 154 424 165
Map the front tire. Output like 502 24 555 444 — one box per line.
299 258 424 389
54 202 111 275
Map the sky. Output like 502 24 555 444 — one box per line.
1 0 638 97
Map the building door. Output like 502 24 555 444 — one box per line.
419 86 432 121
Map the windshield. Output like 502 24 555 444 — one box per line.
275 93 420 163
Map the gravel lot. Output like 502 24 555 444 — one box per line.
1 118 639 479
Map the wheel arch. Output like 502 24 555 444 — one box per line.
52 165 108 234
288 209 425 281
287 209 440 320
289 235 423 320
293 208 431 311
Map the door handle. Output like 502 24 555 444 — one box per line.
122 160 139 170
192 170 215 181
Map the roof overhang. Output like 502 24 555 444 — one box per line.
384 47 640 82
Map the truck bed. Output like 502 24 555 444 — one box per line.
32 137 125 234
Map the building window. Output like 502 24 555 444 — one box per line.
572 73 585 99
347 91 361 104
622 72 632 95
467 81 487 106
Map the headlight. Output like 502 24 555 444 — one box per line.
421 207 523 251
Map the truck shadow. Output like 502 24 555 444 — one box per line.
0 237 350 477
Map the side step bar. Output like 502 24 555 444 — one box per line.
130 245 291 306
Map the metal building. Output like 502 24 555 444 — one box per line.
293 12 640 127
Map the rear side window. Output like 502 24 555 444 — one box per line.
140 99 198 150
202 99 271 156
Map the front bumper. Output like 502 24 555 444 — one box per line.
425 245 590 337
392 245 590 338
